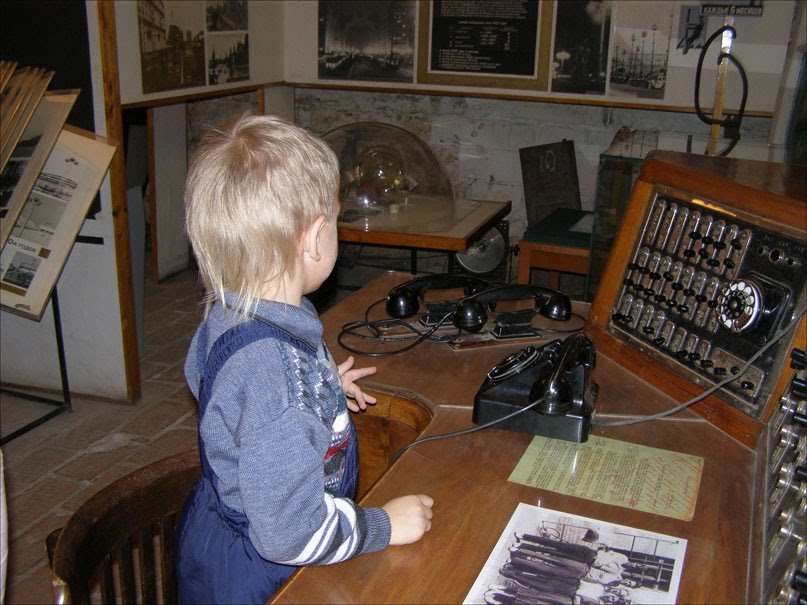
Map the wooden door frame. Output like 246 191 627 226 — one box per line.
96 1 140 402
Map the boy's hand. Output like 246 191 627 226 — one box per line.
338 356 377 412
383 494 434 545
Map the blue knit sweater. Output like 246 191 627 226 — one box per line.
184 294 391 565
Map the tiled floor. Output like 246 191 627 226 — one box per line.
0 243 533 603
0 247 398 605
1 268 205 604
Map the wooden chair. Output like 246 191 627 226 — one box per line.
46 449 200 604
517 208 592 289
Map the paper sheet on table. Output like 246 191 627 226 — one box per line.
508 435 702 521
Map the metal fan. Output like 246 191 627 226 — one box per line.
455 225 507 274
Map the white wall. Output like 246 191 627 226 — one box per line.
0 3 129 401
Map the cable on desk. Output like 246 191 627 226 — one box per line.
388 395 547 466
593 305 806 428
338 298 460 357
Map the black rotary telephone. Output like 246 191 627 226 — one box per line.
473 333 597 442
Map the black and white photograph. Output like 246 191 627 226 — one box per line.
318 0 416 83
675 4 707 55
207 32 250 85
0 135 39 213
609 3 674 99
1 250 39 291
550 0 612 94
0 90 77 248
0 127 115 320
206 0 248 31
9 192 66 248
464 504 687 605
137 0 206 94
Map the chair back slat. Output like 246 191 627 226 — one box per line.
118 540 137 604
159 516 179 605
137 525 157 604
47 450 201 604
99 555 114 604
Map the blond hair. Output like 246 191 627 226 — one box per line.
184 114 339 316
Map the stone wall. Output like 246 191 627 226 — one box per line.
294 89 771 241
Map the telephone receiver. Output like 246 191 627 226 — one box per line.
386 274 493 318
529 333 596 416
453 284 572 332
473 333 597 442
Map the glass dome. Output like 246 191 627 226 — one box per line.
322 122 454 216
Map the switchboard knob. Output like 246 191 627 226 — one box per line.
793 569 807 592
717 279 763 333
792 348 806 370
794 411 807 427
792 377 807 401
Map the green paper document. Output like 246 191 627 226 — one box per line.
508 435 703 521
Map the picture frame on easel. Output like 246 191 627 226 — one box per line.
0 125 116 321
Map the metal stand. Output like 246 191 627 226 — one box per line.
0 287 72 445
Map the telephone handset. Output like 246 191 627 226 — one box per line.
453 284 573 332
473 334 597 442
386 274 493 319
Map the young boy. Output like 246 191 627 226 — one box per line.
175 114 434 604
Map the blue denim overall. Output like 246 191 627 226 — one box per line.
175 318 358 604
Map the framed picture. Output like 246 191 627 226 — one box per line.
0 66 54 171
0 125 116 321
0 90 79 247
417 0 554 90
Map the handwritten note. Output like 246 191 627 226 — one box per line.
508 435 703 521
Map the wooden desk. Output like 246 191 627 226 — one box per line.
338 199 511 273
273 273 759 604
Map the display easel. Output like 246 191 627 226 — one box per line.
1 62 116 444
0 286 71 445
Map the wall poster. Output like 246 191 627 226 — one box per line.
418 0 553 90
0 126 115 321
429 0 539 76
550 0 612 95
318 0 416 83
137 0 250 94
608 2 674 100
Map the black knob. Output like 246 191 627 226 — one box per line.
795 466 807 483
740 381 754 390
792 568 807 591
792 377 807 400
793 411 807 427
791 348 806 370
714 367 727 376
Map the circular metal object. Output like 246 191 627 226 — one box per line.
455 226 507 274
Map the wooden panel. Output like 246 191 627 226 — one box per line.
272 270 766 604
585 150 806 447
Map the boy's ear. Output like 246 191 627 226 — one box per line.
302 215 327 262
